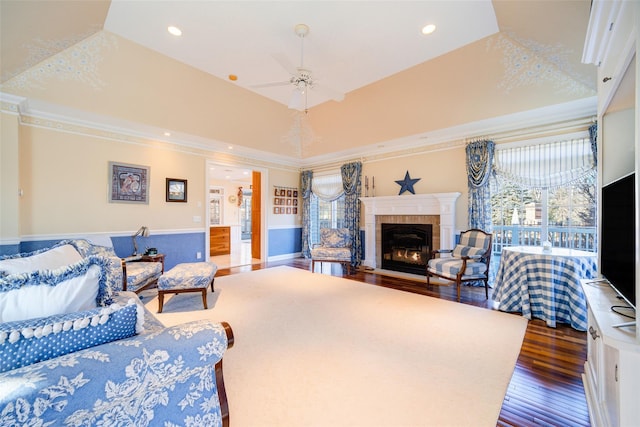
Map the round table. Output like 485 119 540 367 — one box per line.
492 246 597 330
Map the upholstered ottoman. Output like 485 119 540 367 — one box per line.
157 262 218 313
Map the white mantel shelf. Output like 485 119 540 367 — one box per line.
359 193 461 269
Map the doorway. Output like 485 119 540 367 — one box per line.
206 161 265 268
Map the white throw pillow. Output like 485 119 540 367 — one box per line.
0 264 100 323
0 244 82 275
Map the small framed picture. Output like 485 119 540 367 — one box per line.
279 189 286 196
287 189 292 197
274 207 280 214
109 162 149 204
293 207 298 214
293 190 298 197
293 199 298 206
166 178 187 202
286 207 291 214
274 188 279 196
286 199 291 205
274 198 280 205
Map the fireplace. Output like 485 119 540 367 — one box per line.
381 223 432 275
360 193 460 270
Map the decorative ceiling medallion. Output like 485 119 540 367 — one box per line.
487 33 595 96
281 111 320 158
2 31 117 91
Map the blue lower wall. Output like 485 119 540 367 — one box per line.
1 227 306 267
269 227 302 256
112 233 206 271
0 233 206 271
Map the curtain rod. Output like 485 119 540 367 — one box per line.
302 158 361 173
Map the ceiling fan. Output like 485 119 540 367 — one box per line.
252 24 344 112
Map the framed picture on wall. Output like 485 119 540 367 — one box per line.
293 190 298 197
109 162 149 204
166 178 187 202
293 207 298 214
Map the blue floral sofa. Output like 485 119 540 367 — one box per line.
0 239 234 426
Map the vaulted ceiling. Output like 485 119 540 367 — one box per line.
0 1 597 164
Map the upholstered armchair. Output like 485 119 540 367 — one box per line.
310 228 353 274
426 229 492 302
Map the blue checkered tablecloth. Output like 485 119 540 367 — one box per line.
492 246 597 331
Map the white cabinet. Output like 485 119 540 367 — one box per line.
582 281 640 427
582 1 640 425
582 0 637 113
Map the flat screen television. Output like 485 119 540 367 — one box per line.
600 172 636 310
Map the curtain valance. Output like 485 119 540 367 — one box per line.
311 172 344 201
493 137 596 189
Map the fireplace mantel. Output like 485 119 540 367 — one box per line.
359 193 460 269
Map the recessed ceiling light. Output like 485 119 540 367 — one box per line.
167 26 182 36
164 131 171 137
243 171 249 175
421 24 436 35
228 146 233 150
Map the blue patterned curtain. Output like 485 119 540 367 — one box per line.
341 161 362 267
466 140 495 231
300 170 313 258
589 122 598 165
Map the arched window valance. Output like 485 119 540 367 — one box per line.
311 172 344 201
493 137 596 189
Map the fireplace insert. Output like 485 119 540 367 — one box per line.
381 223 432 275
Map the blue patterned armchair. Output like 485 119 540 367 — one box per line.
426 229 492 302
310 228 353 274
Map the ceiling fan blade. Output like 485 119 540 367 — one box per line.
272 52 298 75
250 80 291 89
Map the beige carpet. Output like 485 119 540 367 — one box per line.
144 266 527 427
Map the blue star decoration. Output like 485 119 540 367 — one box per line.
395 171 421 195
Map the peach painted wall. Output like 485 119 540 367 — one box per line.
362 147 469 231
0 111 20 241
307 33 595 157
17 124 206 235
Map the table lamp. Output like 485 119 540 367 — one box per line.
131 226 150 256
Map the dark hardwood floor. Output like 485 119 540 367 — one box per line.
216 258 591 427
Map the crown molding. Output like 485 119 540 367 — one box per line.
1 92 596 171
299 96 598 168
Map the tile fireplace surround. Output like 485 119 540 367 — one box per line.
360 193 461 270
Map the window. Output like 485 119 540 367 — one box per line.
309 194 346 245
491 136 597 253
308 172 346 246
209 187 224 225
240 189 252 240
